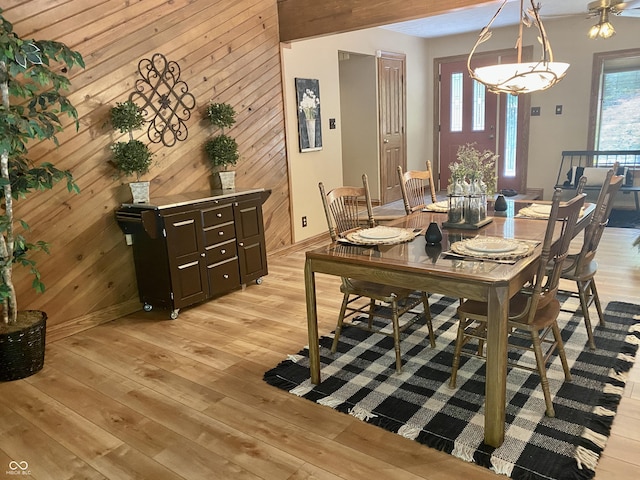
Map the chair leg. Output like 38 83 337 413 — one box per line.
421 292 436 348
449 316 467 388
331 294 350 353
391 301 402 373
552 322 572 382
531 329 555 417
576 280 596 350
367 298 376 330
591 279 605 327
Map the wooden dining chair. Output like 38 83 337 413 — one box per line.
559 169 623 349
318 174 436 373
449 189 586 417
576 175 587 195
397 161 438 215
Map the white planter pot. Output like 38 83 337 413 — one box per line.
129 181 150 203
213 171 235 190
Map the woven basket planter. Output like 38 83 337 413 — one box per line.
0 311 47 382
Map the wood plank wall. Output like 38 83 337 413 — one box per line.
3 0 291 337
277 0 494 41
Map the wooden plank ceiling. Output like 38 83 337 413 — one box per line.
277 0 495 41
4 0 290 336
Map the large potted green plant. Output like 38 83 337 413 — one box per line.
110 100 153 203
204 102 239 190
0 9 83 380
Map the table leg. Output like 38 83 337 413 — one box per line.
484 285 509 447
304 258 321 384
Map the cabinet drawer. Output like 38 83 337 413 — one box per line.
202 204 233 227
208 258 240 296
204 222 235 245
205 239 237 264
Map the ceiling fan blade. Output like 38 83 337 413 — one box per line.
619 8 640 16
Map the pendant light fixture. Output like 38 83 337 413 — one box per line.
588 6 616 38
467 0 570 95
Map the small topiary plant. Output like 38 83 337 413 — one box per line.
109 100 152 181
204 102 239 172
204 135 239 171
111 140 153 180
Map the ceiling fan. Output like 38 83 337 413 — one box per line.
586 0 640 38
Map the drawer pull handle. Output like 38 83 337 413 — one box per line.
216 213 222 218
220 249 226 254
200 253 205 257
218 231 224 236
223 274 229 279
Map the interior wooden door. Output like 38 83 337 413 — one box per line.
378 51 406 205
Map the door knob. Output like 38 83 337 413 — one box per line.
383 139 389 143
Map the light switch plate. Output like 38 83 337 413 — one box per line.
531 107 541 116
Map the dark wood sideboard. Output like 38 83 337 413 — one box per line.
116 188 271 319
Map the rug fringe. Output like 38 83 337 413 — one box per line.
317 395 343 408
609 370 628 383
452 442 475 462
582 428 607 449
575 445 599 472
397 423 422 440
626 333 640 345
592 405 615 417
490 457 515 477
350 405 378 421
603 383 625 396
290 385 314 396
618 352 636 363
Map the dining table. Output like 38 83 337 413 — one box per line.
304 200 594 448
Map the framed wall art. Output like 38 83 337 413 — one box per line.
295 78 322 152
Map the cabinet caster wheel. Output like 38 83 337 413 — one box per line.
170 310 179 320
256 277 263 285
143 303 153 312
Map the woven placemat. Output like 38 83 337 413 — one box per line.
343 226 417 245
451 236 537 260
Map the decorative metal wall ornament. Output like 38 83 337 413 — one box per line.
129 53 196 147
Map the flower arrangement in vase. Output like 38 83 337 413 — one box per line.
446 143 499 226
298 89 320 149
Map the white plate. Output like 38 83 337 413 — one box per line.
357 227 402 240
424 201 449 212
528 204 551 216
465 238 519 253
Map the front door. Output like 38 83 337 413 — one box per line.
437 51 530 193
378 51 406 204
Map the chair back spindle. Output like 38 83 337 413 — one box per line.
518 189 586 326
572 170 623 275
397 161 438 215
319 174 375 241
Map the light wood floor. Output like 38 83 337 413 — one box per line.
0 228 638 479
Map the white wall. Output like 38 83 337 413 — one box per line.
281 28 430 242
282 15 639 242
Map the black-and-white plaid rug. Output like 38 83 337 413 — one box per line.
263 294 640 480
